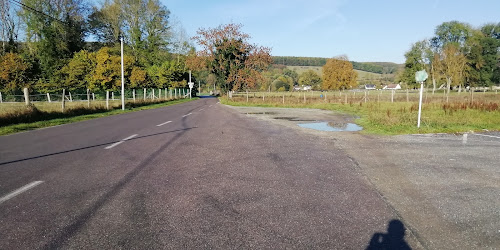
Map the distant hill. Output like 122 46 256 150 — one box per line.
272 56 402 75
286 65 396 86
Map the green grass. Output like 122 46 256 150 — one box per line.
221 93 500 135
0 98 196 136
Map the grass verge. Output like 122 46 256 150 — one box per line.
0 98 197 136
221 98 500 135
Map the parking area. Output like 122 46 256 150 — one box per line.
230 106 500 249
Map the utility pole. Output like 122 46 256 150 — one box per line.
120 36 125 110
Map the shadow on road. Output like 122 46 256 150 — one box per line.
366 219 412 250
0 127 196 166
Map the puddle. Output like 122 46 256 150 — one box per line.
298 122 363 132
274 117 316 122
245 112 277 115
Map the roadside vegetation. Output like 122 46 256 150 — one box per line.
221 91 500 135
0 98 195 136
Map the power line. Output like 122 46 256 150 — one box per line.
7 0 67 25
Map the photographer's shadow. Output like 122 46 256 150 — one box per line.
366 219 411 250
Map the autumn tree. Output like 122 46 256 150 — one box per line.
434 44 466 95
0 52 29 92
90 47 134 91
191 23 272 93
299 69 322 90
322 56 357 90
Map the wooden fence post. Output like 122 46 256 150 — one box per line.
61 89 66 112
24 88 30 105
246 90 249 102
152 89 155 100
92 93 95 101
87 88 90 107
133 89 136 102
283 93 285 104
69 91 73 102
111 91 114 100
391 90 394 103
106 90 109 110
158 89 161 100
0 91 2 103
47 93 51 102
143 88 146 100
406 89 409 102
364 91 367 103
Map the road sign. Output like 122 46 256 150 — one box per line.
415 70 428 83
415 70 428 128
188 82 194 89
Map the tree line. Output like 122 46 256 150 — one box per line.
399 21 500 92
272 56 400 74
0 0 192 95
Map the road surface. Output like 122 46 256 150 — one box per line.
0 97 416 249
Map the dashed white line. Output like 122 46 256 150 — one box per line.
156 121 172 127
471 133 500 139
105 134 138 149
199 108 204 111
182 113 192 117
0 181 44 205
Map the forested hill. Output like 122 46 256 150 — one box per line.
272 56 402 74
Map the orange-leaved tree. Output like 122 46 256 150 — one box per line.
189 23 272 93
322 56 357 90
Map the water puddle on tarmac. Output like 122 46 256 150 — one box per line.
298 122 363 132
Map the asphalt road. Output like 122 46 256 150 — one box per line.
0 97 415 249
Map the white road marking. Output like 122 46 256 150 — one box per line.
471 133 500 139
156 121 172 127
182 113 192 117
199 108 204 111
105 134 138 149
0 181 44 205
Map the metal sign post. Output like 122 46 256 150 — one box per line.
188 70 194 99
415 70 428 128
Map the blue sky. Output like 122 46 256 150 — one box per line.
164 0 499 63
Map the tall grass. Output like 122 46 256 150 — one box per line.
0 98 195 135
222 91 500 135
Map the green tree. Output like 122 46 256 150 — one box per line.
478 23 500 86
283 68 298 86
399 40 428 88
298 70 322 89
272 75 292 91
322 56 357 90
19 0 88 81
59 50 96 91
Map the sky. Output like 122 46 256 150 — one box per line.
164 0 500 63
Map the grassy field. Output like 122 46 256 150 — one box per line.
223 90 500 135
286 66 394 86
0 98 196 136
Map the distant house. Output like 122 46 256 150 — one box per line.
365 84 376 90
383 84 401 90
302 85 312 91
293 85 302 91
